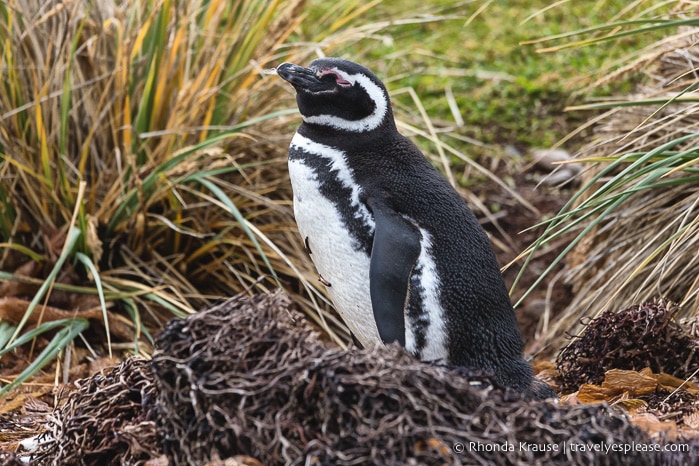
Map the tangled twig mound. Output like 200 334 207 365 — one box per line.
33 357 160 465
0 452 25 466
557 299 699 393
28 291 696 464
151 290 667 466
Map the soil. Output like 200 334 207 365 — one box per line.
473 163 575 357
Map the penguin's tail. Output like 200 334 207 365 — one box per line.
529 378 557 400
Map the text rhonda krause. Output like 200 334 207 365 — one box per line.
467 441 688 454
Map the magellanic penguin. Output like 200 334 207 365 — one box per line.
277 58 554 398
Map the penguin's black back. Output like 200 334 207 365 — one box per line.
299 123 532 392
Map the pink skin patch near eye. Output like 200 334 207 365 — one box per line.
318 69 352 87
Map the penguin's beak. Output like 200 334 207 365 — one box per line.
277 62 328 93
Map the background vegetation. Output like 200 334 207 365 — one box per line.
1 0 694 396
333 0 657 157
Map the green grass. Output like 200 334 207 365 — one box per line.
308 0 667 157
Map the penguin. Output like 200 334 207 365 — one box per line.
276 57 554 399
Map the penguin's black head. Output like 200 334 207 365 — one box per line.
277 58 393 133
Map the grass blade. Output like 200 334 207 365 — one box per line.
0 318 89 398
75 252 111 358
7 226 82 345
189 176 281 286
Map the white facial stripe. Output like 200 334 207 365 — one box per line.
302 68 389 132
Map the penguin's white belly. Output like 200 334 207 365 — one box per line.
288 140 381 347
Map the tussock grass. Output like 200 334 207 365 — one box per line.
514 2 699 352
0 0 479 396
0 0 360 395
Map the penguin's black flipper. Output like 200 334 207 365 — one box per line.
367 196 421 347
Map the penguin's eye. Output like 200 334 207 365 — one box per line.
318 69 352 88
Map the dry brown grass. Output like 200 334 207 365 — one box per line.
519 12 699 353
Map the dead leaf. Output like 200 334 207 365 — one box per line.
576 383 612 404
85 214 103 267
0 261 42 298
532 360 559 389
629 412 678 441
614 398 647 415
145 455 170 466
532 359 556 373
576 368 697 405
414 437 451 457
559 392 581 406
654 372 699 394
601 368 661 397
0 391 51 416
0 296 96 324
682 412 699 430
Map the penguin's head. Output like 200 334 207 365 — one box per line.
276 58 393 133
